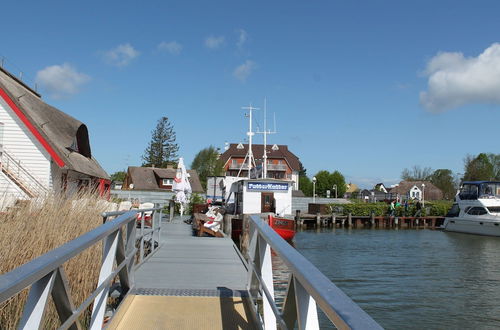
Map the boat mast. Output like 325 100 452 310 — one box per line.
256 98 276 179
241 104 259 179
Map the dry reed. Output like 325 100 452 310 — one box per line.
0 193 111 328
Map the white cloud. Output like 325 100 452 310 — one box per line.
420 43 500 112
205 35 225 50
103 43 140 66
236 29 248 49
233 60 256 82
35 63 90 99
158 41 182 55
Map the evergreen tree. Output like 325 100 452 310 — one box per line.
191 146 224 190
110 171 126 182
142 117 179 167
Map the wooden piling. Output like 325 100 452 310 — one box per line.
348 213 352 227
316 213 321 228
370 212 375 227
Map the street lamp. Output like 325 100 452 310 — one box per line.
312 176 317 203
421 183 425 208
332 184 337 199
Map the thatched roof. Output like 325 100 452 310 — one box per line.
389 181 443 200
0 67 109 180
220 143 301 170
126 166 204 193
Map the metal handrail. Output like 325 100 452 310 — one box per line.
0 207 163 329
0 148 48 196
247 214 383 329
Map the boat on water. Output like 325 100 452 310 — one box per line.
443 181 500 236
268 214 295 241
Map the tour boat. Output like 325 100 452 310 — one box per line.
268 214 296 241
443 181 500 236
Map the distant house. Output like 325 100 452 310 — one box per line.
122 166 204 193
219 143 302 190
374 183 388 193
0 66 110 208
389 181 443 201
344 182 359 198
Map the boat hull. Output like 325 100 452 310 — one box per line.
443 217 500 237
268 215 296 241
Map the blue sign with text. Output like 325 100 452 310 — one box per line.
247 182 289 191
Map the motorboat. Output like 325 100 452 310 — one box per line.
268 214 296 241
443 181 500 236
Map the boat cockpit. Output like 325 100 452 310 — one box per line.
458 181 500 200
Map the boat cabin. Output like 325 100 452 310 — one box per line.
229 179 293 216
458 181 500 200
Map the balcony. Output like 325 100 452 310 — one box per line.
267 164 287 171
228 163 250 170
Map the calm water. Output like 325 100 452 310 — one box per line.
275 228 500 329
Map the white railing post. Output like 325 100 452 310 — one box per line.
90 230 120 330
258 235 277 330
294 278 319 330
18 270 57 329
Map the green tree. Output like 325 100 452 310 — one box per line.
331 170 347 198
314 170 333 197
464 153 494 181
191 146 224 190
110 171 126 182
142 117 179 168
299 176 312 196
312 170 347 198
430 169 455 200
299 162 307 177
487 153 500 180
401 165 433 181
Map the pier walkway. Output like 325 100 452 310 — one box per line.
109 217 257 329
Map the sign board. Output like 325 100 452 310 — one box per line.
247 182 289 192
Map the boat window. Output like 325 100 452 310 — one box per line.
466 207 488 215
459 184 479 200
487 207 500 213
480 183 500 198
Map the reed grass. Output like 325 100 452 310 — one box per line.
0 193 111 328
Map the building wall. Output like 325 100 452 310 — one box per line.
241 181 293 215
0 97 52 189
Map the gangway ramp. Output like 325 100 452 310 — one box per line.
108 220 258 329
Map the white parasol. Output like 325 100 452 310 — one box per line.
172 157 192 216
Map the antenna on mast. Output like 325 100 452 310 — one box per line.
240 104 259 179
256 97 277 179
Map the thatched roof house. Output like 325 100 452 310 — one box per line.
123 166 204 193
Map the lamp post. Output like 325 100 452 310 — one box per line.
421 183 425 208
312 176 317 203
332 184 337 199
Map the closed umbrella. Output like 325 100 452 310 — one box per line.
172 157 192 215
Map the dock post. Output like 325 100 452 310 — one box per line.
332 214 336 227
169 200 174 222
348 213 352 227
394 217 398 227
316 213 321 228
370 212 375 227
295 210 301 228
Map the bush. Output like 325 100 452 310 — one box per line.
329 200 453 217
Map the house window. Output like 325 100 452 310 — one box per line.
232 159 237 165
162 179 173 186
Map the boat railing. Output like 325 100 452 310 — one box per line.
246 214 383 330
0 207 163 329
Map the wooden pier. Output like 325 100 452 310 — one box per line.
109 217 257 329
294 210 445 229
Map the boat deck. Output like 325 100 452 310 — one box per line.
108 217 257 329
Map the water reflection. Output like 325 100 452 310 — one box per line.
272 228 500 329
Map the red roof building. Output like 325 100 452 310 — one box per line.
219 143 302 190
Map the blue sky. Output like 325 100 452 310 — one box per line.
2 1 500 188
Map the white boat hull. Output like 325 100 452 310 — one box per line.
444 218 500 237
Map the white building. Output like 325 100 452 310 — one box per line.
0 67 109 209
231 179 293 216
